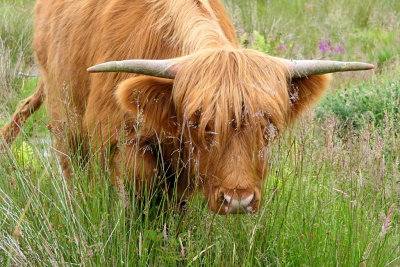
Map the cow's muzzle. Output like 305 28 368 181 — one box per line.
210 187 261 215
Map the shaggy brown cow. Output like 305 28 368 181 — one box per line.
1 0 372 214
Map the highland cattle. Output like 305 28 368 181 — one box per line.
1 0 373 214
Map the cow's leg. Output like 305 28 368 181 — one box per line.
48 121 88 179
1 82 44 149
112 143 158 194
45 86 86 180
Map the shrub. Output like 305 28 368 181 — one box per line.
316 74 400 131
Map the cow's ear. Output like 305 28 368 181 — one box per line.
116 76 175 134
287 74 331 123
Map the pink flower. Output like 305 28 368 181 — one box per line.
318 39 346 54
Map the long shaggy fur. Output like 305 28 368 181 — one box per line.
173 48 290 149
1 0 330 214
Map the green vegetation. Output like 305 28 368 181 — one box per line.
1 0 399 265
316 70 400 132
0 0 35 122
224 0 400 66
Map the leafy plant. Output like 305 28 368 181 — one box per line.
316 74 400 131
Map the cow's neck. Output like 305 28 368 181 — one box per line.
147 0 234 55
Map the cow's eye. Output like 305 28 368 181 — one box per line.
231 119 237 129
189 121 199 128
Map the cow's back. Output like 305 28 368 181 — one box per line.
34 0 107 131
34 0 238 145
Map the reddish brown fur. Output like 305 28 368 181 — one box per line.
1 0 330 214
1 83 44 149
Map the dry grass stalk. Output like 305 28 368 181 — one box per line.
139 232 142 257
163 223 168 246
179 237 185 256
380 203 395 238
333 188 350 198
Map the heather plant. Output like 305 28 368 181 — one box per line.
317 39 346 56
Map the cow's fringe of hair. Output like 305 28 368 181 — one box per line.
172 48 291 150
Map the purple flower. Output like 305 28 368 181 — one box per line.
336 43 346 54
318 39 346 54
280 44 286 52
318 40 326 52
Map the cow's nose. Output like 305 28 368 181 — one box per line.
213 188 260 214
223 192 254 213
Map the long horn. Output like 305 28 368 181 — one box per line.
87 59 177 79
283 59 374 79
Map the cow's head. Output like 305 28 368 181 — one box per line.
88 49 373 214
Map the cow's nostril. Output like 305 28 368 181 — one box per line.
217 192 225 204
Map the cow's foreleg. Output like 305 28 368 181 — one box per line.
1 82 44 149
112 143 158 194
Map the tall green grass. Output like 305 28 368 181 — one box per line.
1 115 399 265
0 0 35 122
1 0 399 265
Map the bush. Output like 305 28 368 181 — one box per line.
316 74 400 131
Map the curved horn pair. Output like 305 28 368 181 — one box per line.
87 58 374 79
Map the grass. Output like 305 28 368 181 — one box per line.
1 0 399 266
0 0 35 123
1 115 399 266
